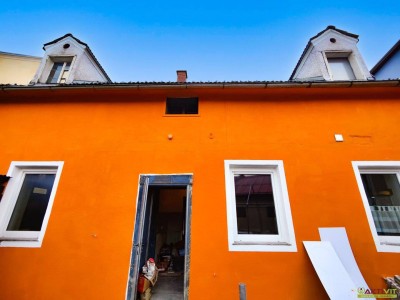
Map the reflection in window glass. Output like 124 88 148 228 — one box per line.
7 174 56 231
234 174 278 235
361 173 400 236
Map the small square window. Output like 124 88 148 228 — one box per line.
353 161 400 252
46 58 72 84
0 162 63 247
166 98 198 114
224 160 297 252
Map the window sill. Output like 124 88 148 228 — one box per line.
163 114 200 117
229 241 297 252
233 241 292 246
376 243 400 253
0 239 42 248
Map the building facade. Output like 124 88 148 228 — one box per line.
0 27 399 300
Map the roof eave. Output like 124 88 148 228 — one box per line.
2 79 399 92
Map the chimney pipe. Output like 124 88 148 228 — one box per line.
177 70 187 83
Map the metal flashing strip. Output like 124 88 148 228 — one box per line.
139 174 192 185
1 79 400 92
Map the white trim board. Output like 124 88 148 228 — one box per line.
319 227 372 296
304 227 375 300
303 241 358 300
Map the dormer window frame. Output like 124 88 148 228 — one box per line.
45 56 75 84
323 51 364 81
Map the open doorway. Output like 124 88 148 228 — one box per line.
126 175 192 300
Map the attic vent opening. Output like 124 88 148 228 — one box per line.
330 38 336 43
166 98 198 115
63 43 70 49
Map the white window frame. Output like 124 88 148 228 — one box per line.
324 52 356 81
352 161 400 253
0 161 63 247
224 160 297 252
46 56 74 84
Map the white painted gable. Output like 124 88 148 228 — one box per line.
31 34 111 85
290 26 373 81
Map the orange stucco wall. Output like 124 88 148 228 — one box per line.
0 86 399 299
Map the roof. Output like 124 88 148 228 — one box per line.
0 51 41 60
371 40 400 75
310 25 358 41
1 79 399 91
43 33 112 83
289 26 359 80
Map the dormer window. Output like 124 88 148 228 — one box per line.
30 34 111 85
326 53 356 80
290 26 373 82
46 57 73 84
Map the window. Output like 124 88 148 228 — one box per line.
166 98 198 115
0 162 63 247
325 53 356 80
224 160 296 252
352 162 400 252
46 58 72 84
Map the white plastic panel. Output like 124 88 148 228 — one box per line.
303 241 358 300
319 227 373 299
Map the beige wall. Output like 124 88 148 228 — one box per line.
0 52 41 85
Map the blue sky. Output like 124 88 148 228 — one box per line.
1 1 399 82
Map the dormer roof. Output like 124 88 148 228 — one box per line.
43 33 89 49
290 26 373 81
31 33 111 85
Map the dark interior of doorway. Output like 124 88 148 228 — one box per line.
140 186 186 300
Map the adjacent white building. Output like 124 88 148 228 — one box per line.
371 40 400 80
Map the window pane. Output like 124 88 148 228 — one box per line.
328 57 356 80
64 62 71 71
7 174 56 231
166 98 198 114
47 62 64 83
361 173 400 236
234 174 278 235
60 62 71 83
